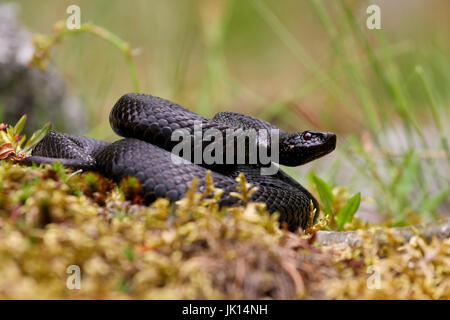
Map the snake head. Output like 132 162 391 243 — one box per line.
279 130 336 166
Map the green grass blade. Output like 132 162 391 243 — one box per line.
312 174 334 216
14 115 27 135
250 0 351 108
309 0 381 133
22 122 52 154
418 188 450 215
336 192 361 230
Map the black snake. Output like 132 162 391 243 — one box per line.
22 93 337 230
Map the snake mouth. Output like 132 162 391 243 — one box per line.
303 132 336 162
320 132 337 154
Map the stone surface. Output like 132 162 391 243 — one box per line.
0 3 86 134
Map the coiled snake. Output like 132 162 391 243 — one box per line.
22 93 337 230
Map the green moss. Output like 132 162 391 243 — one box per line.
0 163 448 299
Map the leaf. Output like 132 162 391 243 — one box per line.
22 122 52 154
0 143 27 161
0 130 11 144
336 192 361 230
312 174 334 216
18 135 27 148
14 115 27 135
0 143 15 159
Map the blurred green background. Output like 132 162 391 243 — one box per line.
6 0 450 224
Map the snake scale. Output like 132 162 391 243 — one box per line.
22 93 337 230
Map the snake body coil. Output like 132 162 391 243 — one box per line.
24 93 336 230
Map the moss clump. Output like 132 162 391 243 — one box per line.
0 162 448 299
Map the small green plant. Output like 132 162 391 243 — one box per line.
310 173 361 231
0 115 51 160
230 172 258 205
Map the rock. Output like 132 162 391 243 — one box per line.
315 218 450 247
0 3 86 134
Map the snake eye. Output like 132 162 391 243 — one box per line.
304 132 312 141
